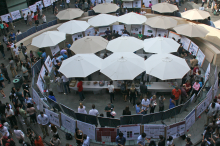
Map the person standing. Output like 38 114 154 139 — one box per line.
50 135 61 146
116 132 126 146
19 104 28 126
0 124 10 137
34 135 44 146
180 84 188 104
9 58 17 78
23 13 27 25
0 21 5 36
141 96 150 114
129 83 137 107
122 106 131 115
172 87 181 106
140 81 147 100
137 133 149 146
0 42 5 59
27 12 32 26
158 95 165 112
48 91 56 101
13 126 24 141
77 79 85 101
169 95 176 109
15 88 25 108
78 103 87 114
44 72 51 92
105 103 114 118
33 13 39 26
27 103 37 124
22 80 30 97
185 137 193 146
42 14 47 24
158 135 165 146
89 104 99 116
8 16 14 30
206 103 218 126
61 0 65 8
138 31 143 40
108 81 115 103
62 74 70 95
39 4 43 16
20 43 27 57
121 82 127 102
190 56 198 68
1 63 10 84
5 107 17 128
192 80 200 96
75 128 83 145
66 0 70 8
22 63 29 82
150 95 157 113
37 112 49 139
83 134 90 146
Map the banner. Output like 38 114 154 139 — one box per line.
196 49 205 67
10 10 22 20
167 121 186 139
185 109 195 132
188 41 199 56
144 25 156 37
131 25 143 34
0 14 11 23
45 109 60 127
144 124 165 139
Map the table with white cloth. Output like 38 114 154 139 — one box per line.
69 81 177 94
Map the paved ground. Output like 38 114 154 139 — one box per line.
0 0 219 146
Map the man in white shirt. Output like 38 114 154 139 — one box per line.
89 104 99 116
13 45 19 57
62 74 70 95
5 107 17 128
66 0 70 8
141 96 150 114
37 112 49 139
108 81 115 103
137 133 148 146
0 124 9 137
83 134 90 146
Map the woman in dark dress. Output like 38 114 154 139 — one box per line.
129 83 137 107
122 106 131 115
74 128 83 146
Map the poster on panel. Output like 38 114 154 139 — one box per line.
167 121 186 139
112 25 124 35
36 75 44 93
144 124 165 139
123 2 133 8
50 45 60 56
0 14 11 23
156 28 168 37
214 79 218 97
44 56 53 73
29 4 37 13
180 36 191 51
77 120 96 140
45 109 60 127
99 27 111 36
144 25 156 37
133 0 142 8
10 10 22 20
85 27 95 36
168 31 181 41
188 41 199 56
119 124 141 140
43 0 51 7
32 88 40 106
214 66 218 81
40 65 47 80
131 25 143 34
205 63 210 83
60 113 76 134
196 49 205 67
21 8 31 18
36 1 44 8
185 109 195 132
143 0 150 7
72 32 84 41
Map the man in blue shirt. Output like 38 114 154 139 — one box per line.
41 49 47 62
10 32 15 42
8 16 14 30
66 43 71 48
63 52 68 59
38 4 43 16
116 132 126 146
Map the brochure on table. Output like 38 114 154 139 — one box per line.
45 109 60 127
133 0 142 8
29 4 37 13
50 45 60 56
21 8 31 18
123 2 133 8
144 25 156 37
36 75 44 93
44 56 53 73
131 25 143 34
60 113 76 134
72 32 83 41
168 31 181 41
99 27 111 36
166 121 186 139
144 124 165 139
112 25 124 35
196 49 205 67
85 27 95 36
180 36 191 51
77 120 96 140
119 124 141 140
185 109 195 132
10 10 22 20
188 41 199 56
156 28 168 37
0 14 11 23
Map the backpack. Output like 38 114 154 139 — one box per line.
120 84 126 92
6 138 15 146
66 133 73 140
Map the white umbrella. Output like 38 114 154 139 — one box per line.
152 3 178 13
58 54 102 78
213 20 220 29
57 20 90 34
145 54 190 80
88 14 118 27
145 16 177 29
100 52 145 80
93 3 119 14
31 31 66 48
106 36 144 52
181 9 210 20
70 36 108 54
56 8 84 20
118 12 147 24
144 37 180 54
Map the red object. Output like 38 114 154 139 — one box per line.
193 67 199 75
172 89 181 100
34 136 44 146
77 81 83 92
34 15 38 21
199 116 201 118
187 130 189 132
0 124 3 128
96 128 117 142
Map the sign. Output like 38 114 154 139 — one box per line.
29 4 37 13
133 0 142 8
44 56 53 73
50 45 60 56
185 109 195 132
156 28 168 37
180 36 191 51
168 31 181 41
112 25 124 35
10 10 22 20
131 25 143 34
21 8 31 18
167 121 186 139
85 27 95 36
43 0 51 7
123 2 133 8
0 14 11 23
119 124 140 140
144 124 165 139
99 27 110 36
188 41 199 56
205 63 210 83
196 49 205 67
77 120 96 140
60 113 76 134
32 88 40 106
45 109 60 127
214 79 218 97
36 75 44 93
144 25 156 37
72 32 83 41
39 65 47 81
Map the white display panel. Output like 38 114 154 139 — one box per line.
85 27 95 36
144 124 165 139
123 2 133 8
168 31 181 41
131 25 143 35
72 32 84 41
45 109 60 127
180 36 191 51
112 25 124 35
196 49 205 67
144 25 156 37
39 65 47 81
156 28 168 37
77 120 96 140
167 121 186 139
188 41 199 56
29 4 37 13
21 8 31 18
133 0 142 8
61 113 76 134
44 56 53 73
0 14 11 23
50 45 60 56
10 10 22 20
36 75 44 93
119 124 141 140
185 109 195 132
32 87 40 106
205 63 210 83
43 0 51 7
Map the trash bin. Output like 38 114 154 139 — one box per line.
15 74 23 88
13 79 21 89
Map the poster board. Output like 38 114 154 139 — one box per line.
45 109 60 127
60 112 76 134
50 45 60 56
168 31 181 41
38 98 44 111
29 4 37 13
131 25 143 34
119 124 141 140
10 10 22 20
143 0 150 7
32 88 40 106
190 94 196 103
43 0 51 7
214 79 218 97
85 27 95 36
99 27 111 36
21 8 31 18
36 1 44 8
39 65 47 81
133 0 142 8
96 128 117 142
151 0 159 5
156 28 168 37
166 121 186 139
106 0 113 3
205 63 210 83
77 120 96 140
0 14 11 23
196 49 205 67
185 109 195 132
123 2 133 8
44 56 53 73
188 41 199 56
143 124 165 139
180 36 191 51
112 25 124 35
144 25 156 37
72 32 83 41
214 66 218 81
36 75 44 93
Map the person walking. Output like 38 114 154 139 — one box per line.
9 58 17 78
44 72 51 92
105 103 114 118
1 63 10 84
158 135 165 146
0 42 5 59
14 126 25 141
34 135 44 146
77 79 85 101
55 74 63 93
180 84 188 104
121 81 127 102
15 88 25 108
141 96 150 114
42 14 47 23
51 124 59 138
108 81 115 103
150 95 157 113
37 112 49 139
122 106 131 115
27 103 37 124
89 104 99 116
27 12 32 26
27 128 35 146
22 63 29 82
50 134 61 146
206 103 218 126
158 95 165 112
192 80 200 96
172 87 181 106
20 43 27 57
78 103 87 114
8 16 14 30
5 106 17 128
129 83 137 107
169 95 176 109
39 4 43 16
19 104 28 126
66 0 70 8
62 74 70 95
22 80 30 98
116 132 126 146
61 0 65 8
75 128 83 146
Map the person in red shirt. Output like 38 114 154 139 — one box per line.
171 87 181 106
193 64 199 75
34 136 44 146
33 13 39 26
77 79 85 101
